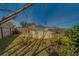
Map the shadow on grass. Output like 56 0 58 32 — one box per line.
0 34 19 53
32 45 52 56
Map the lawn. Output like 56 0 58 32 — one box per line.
0 34 55 56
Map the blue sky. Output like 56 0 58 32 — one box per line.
0 3 79 28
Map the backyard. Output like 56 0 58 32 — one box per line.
0 33 58 56
1 3 79 56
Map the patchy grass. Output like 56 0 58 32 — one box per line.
0 34 19 52
0 34 61 56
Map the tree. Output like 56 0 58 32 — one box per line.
65 24 79 44
20 21 27 27
57 24 79 55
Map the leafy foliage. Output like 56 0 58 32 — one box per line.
65 24 79 46
57 24 79 55
58 36 76 55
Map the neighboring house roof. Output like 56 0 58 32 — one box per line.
31 26 49 32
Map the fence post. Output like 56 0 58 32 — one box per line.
10 28 11 35
0 27 3 39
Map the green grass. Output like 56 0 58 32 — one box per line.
0 34 55 56
0 35 19 52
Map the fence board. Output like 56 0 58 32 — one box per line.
0 27 14 39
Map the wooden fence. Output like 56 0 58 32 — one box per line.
0 27 14 39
